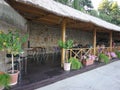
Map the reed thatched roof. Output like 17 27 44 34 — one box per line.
5 0 120 32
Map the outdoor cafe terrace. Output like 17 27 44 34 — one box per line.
2 0 120 90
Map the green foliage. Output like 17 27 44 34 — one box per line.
0 31 7 51
54 0 69 5
55 0 120 25
89 10 99 17
99 53 109 64
0 29 28 73
73 0 93 11
69 57 82 70
115 51 120 58
110 8 120 25
0 73 10 89
99 12 112 22
55 0 93 15
98 0 111 14
110 1 118 12
98 0 120 25
73 0 81 10
58 40 73 49
0 30 28 55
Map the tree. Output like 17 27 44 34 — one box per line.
110 1 118 12
89 10 99 17
110 8 120 25
54 0 69 5
72 0 80 10
98 0 111 14
54 0 93 12
0 30 28 73
98 0 120 25
72 0 93 11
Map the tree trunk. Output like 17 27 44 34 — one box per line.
11 54 14 73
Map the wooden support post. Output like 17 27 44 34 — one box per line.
110 31 112 51
61 19 66 67
93 29 96 55
27 21 30 48
23 21 29 48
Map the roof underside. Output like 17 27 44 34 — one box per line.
5 0 120 32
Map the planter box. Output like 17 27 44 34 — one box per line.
82 59 94 66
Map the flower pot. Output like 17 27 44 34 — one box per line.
0 86 4 90
82 59 94 66
110 52 117 58
64 63 71 71
0 71 4 74
99 59 104 62
8 70 19 86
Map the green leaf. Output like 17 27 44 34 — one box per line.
99 53 109 64
58 40 73 49
0 73 10 89
69 57 82 70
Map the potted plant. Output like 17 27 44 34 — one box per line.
70 57 82 70
0 30 28 85
82 54 95 66
63 57 71 71
58 40 73 71
0 72 10 90
105 51 111 60
99 53 110 64
115 51 120 58
110 51 117 59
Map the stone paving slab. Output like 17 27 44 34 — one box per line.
36 61 120 90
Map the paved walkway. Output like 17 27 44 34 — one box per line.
36 61 120 90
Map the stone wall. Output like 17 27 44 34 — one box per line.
0 0 27 30
0 20 118 71
0 21 17 72
0 0 27 72
67 29 93 46
29 22 61 48
29 22 93 50
0 21 27 72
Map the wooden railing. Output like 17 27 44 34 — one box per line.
67 48 94 59
66 46 120 60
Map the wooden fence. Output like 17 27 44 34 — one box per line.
66 46 120 60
